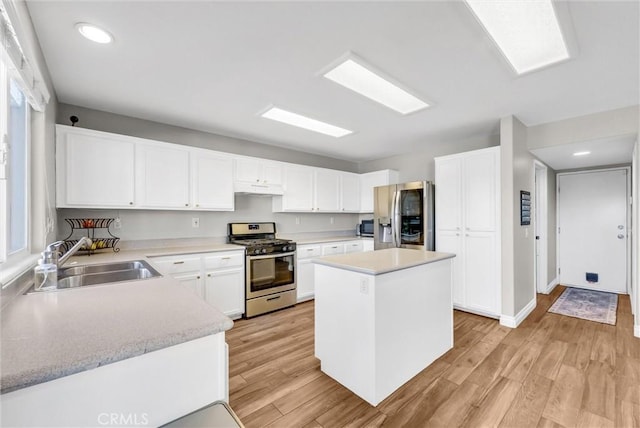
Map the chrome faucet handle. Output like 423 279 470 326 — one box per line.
45 240 64 252
42 241 65 265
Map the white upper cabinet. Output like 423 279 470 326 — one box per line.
359 169 399 213
136 143 191 209
56 125 135 208
433 157 462 231
464 150 498 232
57 125 234 211
274 165 315 211
314 168 341 212
192 149 234 211
234 157 283 194
340 172 361 213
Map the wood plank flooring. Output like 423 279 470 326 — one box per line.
226 287 640 427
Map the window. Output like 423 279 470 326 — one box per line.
0 58 31 264
8 79 29 255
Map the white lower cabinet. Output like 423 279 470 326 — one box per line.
204 268 245 318
151 250 245 318
173 271 204 298
296 239 371 302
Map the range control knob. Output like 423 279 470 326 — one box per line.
261 248 267 254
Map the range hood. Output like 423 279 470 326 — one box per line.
234 182 284 195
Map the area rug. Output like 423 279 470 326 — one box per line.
548 287 618 325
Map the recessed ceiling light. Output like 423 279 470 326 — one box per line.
573 151 591 156
261 107 352 138
76 23 113 44
464 0 570 74
323 58 429 115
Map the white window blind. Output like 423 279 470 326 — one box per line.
0 2 50 112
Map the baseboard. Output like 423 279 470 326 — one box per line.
500 298 536 328
543 277 559 295
635 324 640 338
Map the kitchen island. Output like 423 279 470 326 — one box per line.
0 243 240 427
313 248 455 406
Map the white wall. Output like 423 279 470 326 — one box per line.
501 116 536 318
357 134 498 182
527 105 639 150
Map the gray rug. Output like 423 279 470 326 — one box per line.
548 287 618 325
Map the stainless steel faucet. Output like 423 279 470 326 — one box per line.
43 237 93 267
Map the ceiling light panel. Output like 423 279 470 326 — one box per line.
573 151 591 156
261 107 352 138
465 0 570 74
76 23 113 44
323 59 429 115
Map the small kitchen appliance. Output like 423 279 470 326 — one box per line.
359 219 374 237
228 222 296 318
373 181 435 250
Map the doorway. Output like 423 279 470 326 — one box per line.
557 168 630 294
534 161 548 293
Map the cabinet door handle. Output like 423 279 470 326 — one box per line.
221 257 230 260
129 202 133 205
207 274 211 277
197 276 201 280
185 203 189 207
173 261 185 265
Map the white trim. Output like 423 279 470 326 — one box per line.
500 297 536 328
453 304 500 320
635 324 639 338
544 276 559 295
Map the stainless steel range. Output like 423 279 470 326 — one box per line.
228 222 297 318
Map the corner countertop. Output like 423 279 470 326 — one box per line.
0 243 243 395
313 248 455 275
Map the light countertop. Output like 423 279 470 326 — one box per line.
313 248 455 275
0 244 243 394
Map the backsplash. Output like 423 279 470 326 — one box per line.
57 194 359 242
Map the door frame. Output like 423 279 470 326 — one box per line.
556 166 632 294
533 160 548 294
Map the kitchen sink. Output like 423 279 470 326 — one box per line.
27 260 162 293
58 260 155 278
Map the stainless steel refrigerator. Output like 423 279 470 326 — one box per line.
373 181 435 250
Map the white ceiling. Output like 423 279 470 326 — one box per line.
26 1 639 164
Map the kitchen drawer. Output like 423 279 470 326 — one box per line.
297 245 322 259
151 255 202 274
203 252 244 270
322 243 345 256
344 240 364 253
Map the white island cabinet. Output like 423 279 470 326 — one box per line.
313 248 454 406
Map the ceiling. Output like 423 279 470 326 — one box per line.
26 1 639 164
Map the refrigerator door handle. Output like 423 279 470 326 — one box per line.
393 189 401 247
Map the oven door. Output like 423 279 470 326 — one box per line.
246 252 296 299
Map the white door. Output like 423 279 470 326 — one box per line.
192 151 234 210
297 258 315 300
558 169 628 293
137 143 190 208
282 166 314 211
534 162 548 293
204 268 244 316
340 173 361 212
464 231 499 315
65 133 135 207
436 230 464 307
314 169 340 212
434 157 462 231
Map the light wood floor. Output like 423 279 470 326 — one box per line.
226 286 640 427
